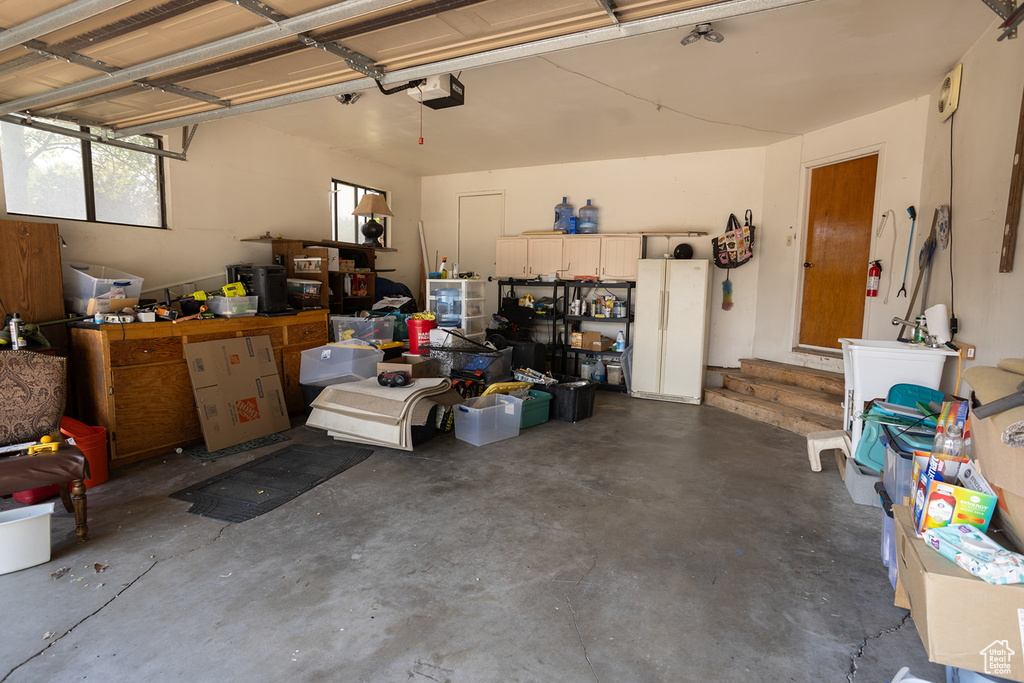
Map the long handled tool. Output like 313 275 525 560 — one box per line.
896 208 939 340
974 381 1024 419
897 206 916 298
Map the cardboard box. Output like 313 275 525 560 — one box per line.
972 407 1024 500
184 336 291 452
581 331 614 352
894 504 1024 681
993 487 1024 553
67 297 140 316
377 355 435 379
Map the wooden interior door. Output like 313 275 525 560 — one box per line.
799 154 878 349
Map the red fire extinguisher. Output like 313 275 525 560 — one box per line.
866 260 882 297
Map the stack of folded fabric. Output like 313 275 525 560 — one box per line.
305 377 463 450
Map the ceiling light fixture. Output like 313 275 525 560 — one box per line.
681 23 724 45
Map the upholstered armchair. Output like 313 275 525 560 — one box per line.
0 351 89 542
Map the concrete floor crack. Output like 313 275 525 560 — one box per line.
566 595 599 683
1 561 159 683
846 612 911 682
167 523 231 560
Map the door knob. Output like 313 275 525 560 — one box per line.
803 262 813 268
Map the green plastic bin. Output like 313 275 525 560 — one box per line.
520 389 552 428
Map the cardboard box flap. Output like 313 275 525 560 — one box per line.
972 406 1024 500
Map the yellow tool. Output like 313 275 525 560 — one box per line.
26 435 59 455
480 381 530 397
184 281 247 302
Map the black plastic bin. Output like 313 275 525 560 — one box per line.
535 373 597 423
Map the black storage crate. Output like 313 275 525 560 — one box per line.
535 373 597 423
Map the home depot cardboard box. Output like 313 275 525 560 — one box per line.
184 336 290 452
894 504 1024 680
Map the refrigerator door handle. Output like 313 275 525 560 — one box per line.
658 291 666 331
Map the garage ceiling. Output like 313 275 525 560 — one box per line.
0 0 1002 175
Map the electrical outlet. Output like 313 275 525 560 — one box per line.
957 342 976 360
786 235 793 246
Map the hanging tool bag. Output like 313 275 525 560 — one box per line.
712 211 756 269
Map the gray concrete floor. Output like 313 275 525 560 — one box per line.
1 393 946 682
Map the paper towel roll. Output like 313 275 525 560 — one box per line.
925 304 950 343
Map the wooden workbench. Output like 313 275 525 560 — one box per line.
69 310 328 467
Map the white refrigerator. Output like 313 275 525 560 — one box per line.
630 259 711 404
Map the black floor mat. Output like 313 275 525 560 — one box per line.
169 444 373 523
178 433 291 463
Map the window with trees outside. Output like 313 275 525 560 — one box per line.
331 179 387 245
0 119 166 228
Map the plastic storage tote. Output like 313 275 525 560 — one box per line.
0 502 55 575
519 389 552 428
876 482 898 590
62 262 144 313
206 295 258 317
331 316 394 344
454 394 522 446
945 665 1017 682
881 424 933 507
845 457 881 507
299 341 383 385
535 373 597 423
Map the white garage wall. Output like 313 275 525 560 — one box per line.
755 98 931 373
918 27 1024 386
419 149 765 368
0 117 421 298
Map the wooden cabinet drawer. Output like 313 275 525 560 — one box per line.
109 337 183 366
286 321 327 346
182 330 240 345
238 326 284 347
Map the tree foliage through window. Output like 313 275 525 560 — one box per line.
0 120 165 228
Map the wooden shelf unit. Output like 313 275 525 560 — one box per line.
243 238 390 314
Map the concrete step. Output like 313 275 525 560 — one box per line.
722 372 844 421
738 358 845 397
704 387 843 436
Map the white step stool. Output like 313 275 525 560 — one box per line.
805 429 852 473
